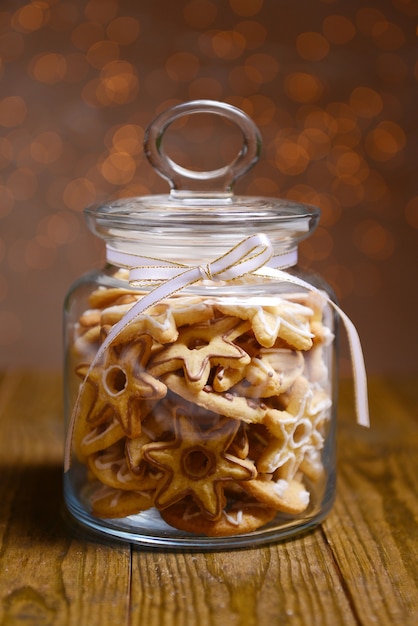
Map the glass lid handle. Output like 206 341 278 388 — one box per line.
144 99 262 198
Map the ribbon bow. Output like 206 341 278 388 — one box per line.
64 233 369 472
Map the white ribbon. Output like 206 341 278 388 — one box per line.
64 233 369 472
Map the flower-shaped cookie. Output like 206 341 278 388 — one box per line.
76 334 167 438
143 404 256 520
149 316 251 391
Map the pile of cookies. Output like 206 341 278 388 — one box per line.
69 284 333 537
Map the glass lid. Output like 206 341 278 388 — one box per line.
85 100 320 248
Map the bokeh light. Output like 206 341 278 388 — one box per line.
0 0 416 372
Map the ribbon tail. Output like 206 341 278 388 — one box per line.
332 304 370 428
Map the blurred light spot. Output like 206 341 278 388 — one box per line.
365 121 406 161
244 53 279 83
0 185 14 218
37 210 80 246
0 32 25 62
328 146 369 181
7 168 37 201
84 0 118 24
63 177 96 211
29 52 67 84
354 219 396 260
12 3 48 33
101 61 138 104
405 196 418 229
299 128 331 160
371 20 405 50
376 53 408 86
302 107 338 135
350 87 383 118
108 124 144 155
210 30 246 59
0 96 27 128
229 0 264 17
322 15 356 44
188 77 223 100
71 21 104 51
100 152 136 185
332 177 365 207
245 95 276 125
247 176 280 196
106 16 140 44
165 52 199 82
234 20 267 49
355 8 386 36
83 61 138 106
296 32 330 61
284 72 324 103
274 137 310 175
326 102 358 133
183 0 218 29
0 311 22 346
86 40 119 69
30 131 63 165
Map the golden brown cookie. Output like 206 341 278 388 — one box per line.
89 483 155 519
160 497 277 536
143 403 256 520
75 335 167 437
163 372 269 424
149 317 251 391
239 476 310 514
101 302 179 345
216 297 314 350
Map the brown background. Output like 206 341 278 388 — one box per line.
0 0 417 376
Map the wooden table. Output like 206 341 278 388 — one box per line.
0 371 416 625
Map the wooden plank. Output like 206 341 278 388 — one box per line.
322 378 418 626
1 372 417 625
0 371 131 626
129 528 358 626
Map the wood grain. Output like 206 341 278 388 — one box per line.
0 371 417 625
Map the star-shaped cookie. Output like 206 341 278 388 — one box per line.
143 404 256 520
148 316 251 391
216 297 314 350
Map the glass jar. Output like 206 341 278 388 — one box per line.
63 100 340 549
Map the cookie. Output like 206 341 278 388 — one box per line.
160 496 277 537
163 372 269 424
89 483 155 519
216 297 314 350
143 403 256 520
101 302 179 345
75 335 167 437
239 476 310 514
75 413 125 460
149 317 251 392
